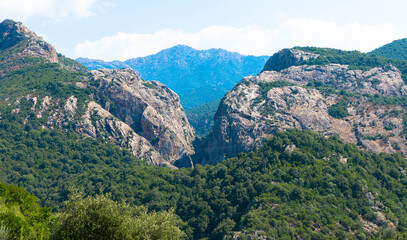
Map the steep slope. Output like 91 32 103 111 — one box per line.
4 128 407 239
199 47 407 164
370 38 407 61
0 19 194 167
93 69 195 166
77 45 269 109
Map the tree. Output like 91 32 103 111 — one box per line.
51 191 185 240
0 182 53 240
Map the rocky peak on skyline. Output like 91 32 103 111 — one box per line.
0 19 59 74
0 19 196 168
262 48 320 72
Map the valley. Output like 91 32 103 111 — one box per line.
1 18 407 239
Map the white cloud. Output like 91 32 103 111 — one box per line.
73 19 407 61
0 0 101 21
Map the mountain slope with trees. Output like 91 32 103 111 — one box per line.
370 38 407 61
200 46 407 164
2 19 407 240
0 19 195 168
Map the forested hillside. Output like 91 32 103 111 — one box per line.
3 128 407 239
2 18 407 239
370 38 407 61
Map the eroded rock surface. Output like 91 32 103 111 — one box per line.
201 49 407 164
93 69 195 166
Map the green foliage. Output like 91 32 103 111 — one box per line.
369 38 407 61
186 99 221 137
328 101 350 118
179 85 228 110
295 46 407 83
295 47 390 70
4 128 407 239
0 123 148 209
0 63 92 101
52 192 184 240
142 81 157 89
0 182 53 239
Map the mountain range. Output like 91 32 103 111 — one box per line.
77 45 269 109
3 18 407 239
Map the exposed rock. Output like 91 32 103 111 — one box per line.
0 19 58 74
76 101 167 167
64 96 78 121
93 69 195 166
262 48 319 72
201 49 407 164
257 64 406 97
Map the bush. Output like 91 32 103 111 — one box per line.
52 191 185 240
328 101 349 119
0 182 52 239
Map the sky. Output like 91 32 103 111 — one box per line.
0 0 406 61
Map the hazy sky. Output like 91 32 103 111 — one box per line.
1 0 406 61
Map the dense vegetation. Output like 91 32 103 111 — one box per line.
369 38 407 61
3 125 407 239
328 101 350 119
186 99 221 137
0 183 184 240
0 182 53 239
52 192 184 240
0 63 92 101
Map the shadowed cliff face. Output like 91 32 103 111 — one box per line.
199 48 407 165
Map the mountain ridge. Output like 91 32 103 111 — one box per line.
369 38 407 61
0 19 194 168
77 45 269 109
198 47 407 164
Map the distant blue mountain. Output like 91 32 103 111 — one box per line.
77 45 269 109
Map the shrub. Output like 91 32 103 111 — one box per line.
52 191 185 240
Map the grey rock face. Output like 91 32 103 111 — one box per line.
93 69 195 166
258 64 406 97
262 48 319 72
201 50 407 164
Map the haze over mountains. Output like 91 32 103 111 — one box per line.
77 45 269 109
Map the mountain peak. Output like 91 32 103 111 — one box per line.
262 48 320 72
0 19 38 50
0 19 59 74
0 19 36 38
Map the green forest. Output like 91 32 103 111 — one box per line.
3 127 407 239
369 38 407 61
2 21 407 239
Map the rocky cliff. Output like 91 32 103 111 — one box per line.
93 69 195 166
0 19 195 168
200 48 407 164
0 19 59 74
